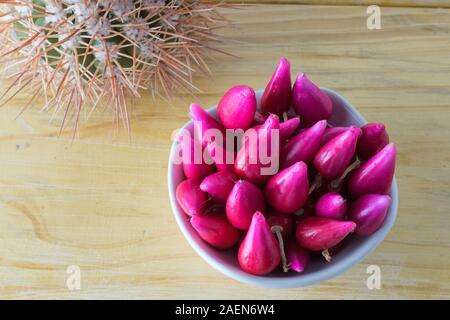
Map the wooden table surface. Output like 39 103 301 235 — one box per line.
0 4 449 299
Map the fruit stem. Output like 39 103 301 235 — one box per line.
308 174 323 195
329 158 361 191
322 249 332 262
271 225 290 272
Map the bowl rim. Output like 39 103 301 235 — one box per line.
167 87 398 288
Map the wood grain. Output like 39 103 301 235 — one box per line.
0 4 449 299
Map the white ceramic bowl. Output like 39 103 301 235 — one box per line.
168 88 398 288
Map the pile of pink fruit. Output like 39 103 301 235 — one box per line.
175 57 396 276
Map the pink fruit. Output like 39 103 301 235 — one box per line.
176 179 208 216
200 171 238 203
321 126 348 146
252 116 300 141
292 73 333 127
226 180 266 230
205 142 235 172
296 217 356 251
261 57 292 116
315 192 347 220
218 85 256 130
191 213 241 249
286 238 310 272
313 126 361 180
280 116 300 140
348 194 391 236
267 210 294 239
281 119 327 168
181 136 215 180
265 161 309 214
357 122 389 160
348 143 396 197
238 212 281 275
234 114 280 184
190 102 224 147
